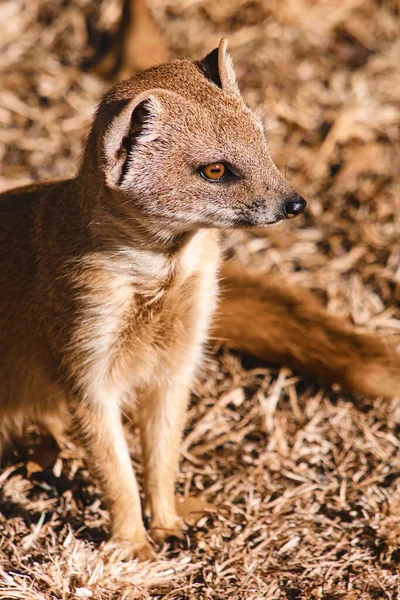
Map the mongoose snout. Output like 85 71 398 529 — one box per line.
284 194 307 219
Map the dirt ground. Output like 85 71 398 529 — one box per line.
1 0 400 598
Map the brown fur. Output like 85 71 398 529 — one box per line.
0 40 398 560
94 0 169 80
215 261 400 399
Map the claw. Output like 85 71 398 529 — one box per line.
150 518 188 545
106 537 156 562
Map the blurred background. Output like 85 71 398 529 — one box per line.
1 2 400 598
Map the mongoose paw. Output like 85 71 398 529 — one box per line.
131 540 157 561
106 537 156 562
150 517 188 546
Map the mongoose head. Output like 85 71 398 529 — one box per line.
83 39 305 235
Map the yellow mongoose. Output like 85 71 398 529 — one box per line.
0 40 398 560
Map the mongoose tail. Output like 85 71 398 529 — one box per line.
214 261 400 399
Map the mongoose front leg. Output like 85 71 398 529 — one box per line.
69 396 154 560
139 381 190 545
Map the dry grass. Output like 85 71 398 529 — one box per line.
1 0 400 598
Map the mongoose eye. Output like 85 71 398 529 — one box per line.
200 162 227 181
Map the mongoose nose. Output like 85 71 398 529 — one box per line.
284 195 307 219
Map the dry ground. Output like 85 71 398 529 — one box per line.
1 0 400 598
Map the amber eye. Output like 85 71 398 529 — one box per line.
201 162 226 181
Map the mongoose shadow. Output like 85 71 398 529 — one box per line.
0 39 398 560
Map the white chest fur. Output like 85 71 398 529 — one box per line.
73 230 221 402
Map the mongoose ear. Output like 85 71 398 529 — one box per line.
102 89 165 188
196 38 241 97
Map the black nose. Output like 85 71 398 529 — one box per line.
284 195 307 219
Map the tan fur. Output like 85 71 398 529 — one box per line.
94 0 169 80
215 262 400 399
0 40 398 560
